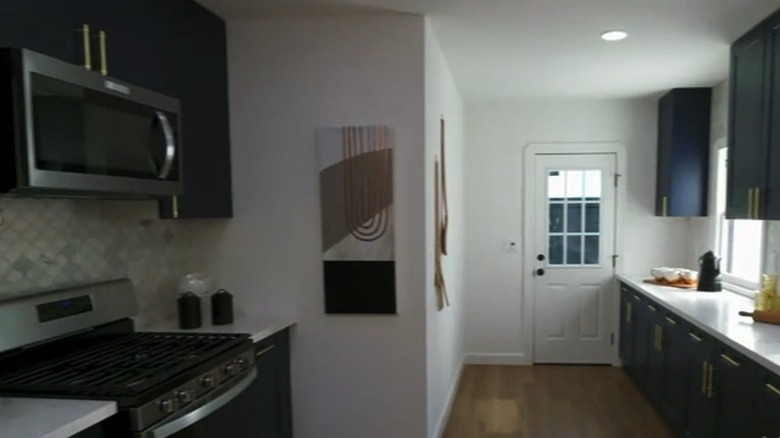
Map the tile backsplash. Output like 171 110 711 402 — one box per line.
0 197 227 325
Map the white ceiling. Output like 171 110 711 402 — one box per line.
197 0 780 101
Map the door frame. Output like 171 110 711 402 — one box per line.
522 142 627 365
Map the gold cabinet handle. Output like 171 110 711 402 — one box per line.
767 383 780 397
707 363 714 398
647 304 657 312
665 316 677 325
98 30 108 75
702 361 708 394
662 196 668 217
80 24 91 70
632 294 641 301
255 343 276 357
748 188 754 219
172 196 179 219
689 332 702 342
720 353 740 367
755 187 761 219
626 302 632 323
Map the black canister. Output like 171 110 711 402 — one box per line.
211 289 234 325
178 292 202 329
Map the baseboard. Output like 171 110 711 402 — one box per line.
463 353 529 365
433 357 465 438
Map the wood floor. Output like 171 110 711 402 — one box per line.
442 365 674 438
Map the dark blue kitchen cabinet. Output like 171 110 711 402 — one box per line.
252 329 294 438
659 313 689 430
655 88 712 217
727 23 767 220
756 373 780 437
618 285 635 370
684 328 717 438
713 347 758 438
0 0 233 219
631 293 652 392
764 13 780 221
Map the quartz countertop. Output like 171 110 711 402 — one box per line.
0 397 116 438
618 274 780 375
137 314 296 343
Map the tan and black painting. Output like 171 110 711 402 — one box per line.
318 125 396 314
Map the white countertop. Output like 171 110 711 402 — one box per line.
0 397 116 438
618 274 780 375
137 314 296 343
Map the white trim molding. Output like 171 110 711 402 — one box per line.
521 142 628 365
463 353 528 365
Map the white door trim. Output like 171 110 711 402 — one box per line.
522 142 627 365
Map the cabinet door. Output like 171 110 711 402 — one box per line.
646 306 665 403
0 0 98 66
619 284 635 368
95 0 166 92
655 93 674 216
714 348 757 438
253 330 293 438
631 296 653 391
684 330 717 438
660 314 689 430
757 374 780 438
765 13 780 220
727 24 768 219
156 0 232 219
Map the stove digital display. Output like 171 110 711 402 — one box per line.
37 295 94 322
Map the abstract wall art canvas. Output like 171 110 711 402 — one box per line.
317 125 396 314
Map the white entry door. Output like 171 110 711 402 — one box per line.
531 154 617 364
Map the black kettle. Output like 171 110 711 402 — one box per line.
698 251 722 292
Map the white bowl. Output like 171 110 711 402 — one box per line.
650 268 666 281
681 270 699 282
662 268 682 283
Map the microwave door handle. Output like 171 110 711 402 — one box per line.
143 368 257 438
154 111 177 180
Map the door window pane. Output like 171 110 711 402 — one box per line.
567 204 582 232
585 204 600 233
585 235 599 265
566 236 582 264
549 236 563 265
549 203 563 233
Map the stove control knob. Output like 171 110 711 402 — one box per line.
177 389 193 404
202 375 217 389
159 399 175 414
224 363 239 376
236 357 249 371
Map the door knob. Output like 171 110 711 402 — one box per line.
537 254 545 261
536 268 545 276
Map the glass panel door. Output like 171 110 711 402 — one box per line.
547 169 602 266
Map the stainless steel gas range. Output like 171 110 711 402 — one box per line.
0 280 264 438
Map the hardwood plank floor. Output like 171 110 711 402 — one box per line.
442 365 674 438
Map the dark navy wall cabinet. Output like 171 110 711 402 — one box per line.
655 88 712 217
0 0 233 219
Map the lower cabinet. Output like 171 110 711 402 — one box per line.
253 329 294 438
619 281 774 438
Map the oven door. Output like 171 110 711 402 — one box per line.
135 368 261 438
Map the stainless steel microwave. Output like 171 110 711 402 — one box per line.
0 48 182 197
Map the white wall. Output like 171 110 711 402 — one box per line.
214 15 428 438
424 21 466 438
464 98 689 361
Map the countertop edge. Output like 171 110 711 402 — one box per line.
41 402 118 438
617 275 780 376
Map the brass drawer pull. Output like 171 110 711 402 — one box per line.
767 383 780 397
256 344 276 357
632 294 640 301
689 332 702 342
665 317 677 325
98 30 108 75
755 187 761 219
720 353 740 367
662 196 669 217
80 24 92 70
626 303 632 323
707 363 714 398
701 361 708 394
647 304 657 312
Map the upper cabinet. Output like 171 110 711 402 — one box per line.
0 0 233 219
727 9 780 221
655 88 712 217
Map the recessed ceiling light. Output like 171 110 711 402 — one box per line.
601 30 628 42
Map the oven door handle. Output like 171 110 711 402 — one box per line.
154 110 177 180
144 368 257 438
